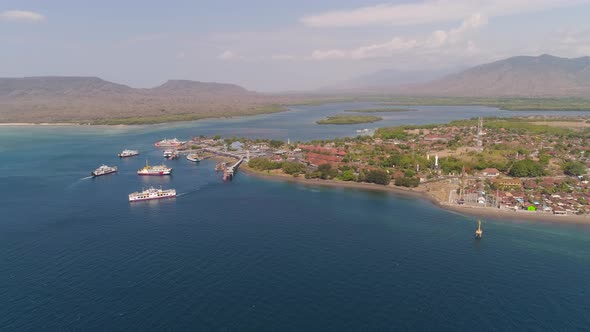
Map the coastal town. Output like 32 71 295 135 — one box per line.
177 116 590 220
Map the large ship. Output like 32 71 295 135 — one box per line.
118 149 139 158
128 187 176 202
92 165 118 177
154 138 186 147
186 153 201 162
137 161 172 176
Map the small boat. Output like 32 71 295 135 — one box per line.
128 187 176 202
475 220 483 239
92 165 118 177
118 149 139 158
187 153 201 162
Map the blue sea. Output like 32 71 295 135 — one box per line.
1 103 590 331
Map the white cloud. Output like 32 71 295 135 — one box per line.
218 50 243 61
301 0 589 27
0 10 45 22
309 13 486 60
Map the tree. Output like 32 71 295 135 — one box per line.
339 170 356 181
395 177 420 187
563 161 587 176
317 163 337 179
269 140 283 148
365 169 390 185
508 159 545 177
282 162 307 176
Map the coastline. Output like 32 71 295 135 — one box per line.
241 166 590 225
0 122 82 126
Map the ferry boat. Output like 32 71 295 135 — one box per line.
163 150 178 159
187 153 201 162
128 187 176 202
92 165 118 177
154 138 186 147
137 160 172 176
118 149 139 158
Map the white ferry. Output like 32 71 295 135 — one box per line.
128 187 176 202
137 160 172 176
92 165 118 177
186 153 201 162
118 149 139 158
154 138 186 147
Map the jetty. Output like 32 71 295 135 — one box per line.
223 158 244 181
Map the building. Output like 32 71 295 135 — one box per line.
482 168 500 177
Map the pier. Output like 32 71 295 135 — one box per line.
223 158 244 181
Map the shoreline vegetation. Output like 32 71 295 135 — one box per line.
240 165 590 224
343 108 418 113
316 115 383 125
4 96 590 126
375 96 590 111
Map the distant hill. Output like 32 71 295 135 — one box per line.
151 79 250 95
400 54 590 97
0 76 297 124
0 76 133 97
324 68 455 93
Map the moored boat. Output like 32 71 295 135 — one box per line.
187 153 201 162
154 138 186 147
118 149 139 158
128 187 176 202
92 165 118 177
137 160 172 176
163 150 178 159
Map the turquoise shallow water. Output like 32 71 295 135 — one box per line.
1 103 590 330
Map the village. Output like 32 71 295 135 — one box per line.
184 116 590 217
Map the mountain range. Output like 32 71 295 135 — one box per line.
394 54 590 97
2 54 590 123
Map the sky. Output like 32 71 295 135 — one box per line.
1 0 590 91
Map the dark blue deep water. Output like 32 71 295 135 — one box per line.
1 103 590 331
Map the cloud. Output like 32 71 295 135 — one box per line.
301 0 589 27
218 50 243 61
0 10 45 22
309 13 486 60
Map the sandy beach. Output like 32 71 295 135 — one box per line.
241 166 590 224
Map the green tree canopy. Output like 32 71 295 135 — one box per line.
563 161 587 176
508 159 545 177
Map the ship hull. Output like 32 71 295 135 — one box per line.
137 171 171 176
129 195 176 202
119 154 139 158
91 170 117 177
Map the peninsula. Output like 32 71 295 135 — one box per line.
186 116 590 222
